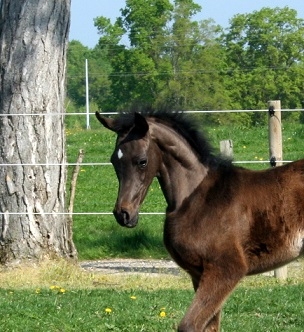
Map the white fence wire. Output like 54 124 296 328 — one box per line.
0 108 303 116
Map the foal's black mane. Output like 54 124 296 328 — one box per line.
115 107 232 168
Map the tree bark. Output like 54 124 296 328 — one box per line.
0 0 77 263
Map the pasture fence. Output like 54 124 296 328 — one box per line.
0 103 301 214
267 101 287 279
0 102 303 279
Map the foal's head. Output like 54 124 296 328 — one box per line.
96 112 160 227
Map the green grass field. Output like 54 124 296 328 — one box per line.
67 113 304 260
2 285 304 332
0 260 303 331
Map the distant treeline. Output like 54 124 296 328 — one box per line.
67 2 304 125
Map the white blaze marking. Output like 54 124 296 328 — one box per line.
117 149 123 159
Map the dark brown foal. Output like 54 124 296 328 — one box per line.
96 109 304 331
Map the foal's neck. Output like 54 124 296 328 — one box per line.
149 120 208 211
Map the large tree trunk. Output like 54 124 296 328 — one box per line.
0 0 77 263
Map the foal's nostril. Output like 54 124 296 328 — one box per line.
121 209 130 222
113 206 138 228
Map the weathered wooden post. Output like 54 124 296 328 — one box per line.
220 139 233 159
268 100 288 279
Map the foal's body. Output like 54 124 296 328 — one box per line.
165 161 304 331
96 110 304 332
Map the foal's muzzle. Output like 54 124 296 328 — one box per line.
113 206 139 228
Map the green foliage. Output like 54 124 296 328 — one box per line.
94 16 125 46
95 0 174 109
222 6 304 121
121 0 173 48
67 40 112 110
91 0 230 111
67 40 90 105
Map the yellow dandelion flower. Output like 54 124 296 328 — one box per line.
35 288 41 294
159 311 166 318
130 296 136 300
105 308 112 314
59 288 66 293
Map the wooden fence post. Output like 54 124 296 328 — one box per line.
268 100 288 279
220 139 233 159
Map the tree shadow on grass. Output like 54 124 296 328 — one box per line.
74 218 168 260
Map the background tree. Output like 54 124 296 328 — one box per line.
0 0 77 263
67 40 112 111
160 1 228 110
67 40 91 106
102 0 173 109
222 7 304 122
93 0 229 111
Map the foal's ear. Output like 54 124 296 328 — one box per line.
95 111 116 132
133 112 149 137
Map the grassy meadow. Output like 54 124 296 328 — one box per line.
67 112 304 260
0 112 303 331
0 259 304 331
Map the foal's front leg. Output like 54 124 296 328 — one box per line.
190 276 221 331
188 273 222 331
204 311 221 332
178 261 246 332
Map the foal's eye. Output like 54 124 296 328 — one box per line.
137 159 148 169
